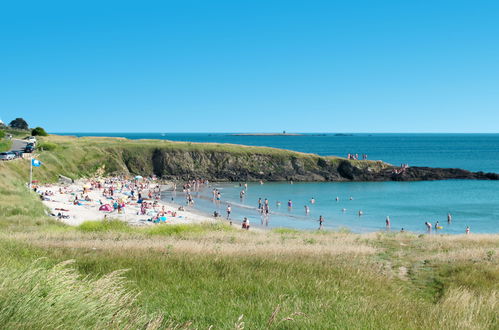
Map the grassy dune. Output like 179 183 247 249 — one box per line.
0 136 497 329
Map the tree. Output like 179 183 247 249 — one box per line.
31 127 48 136
9 118 29 130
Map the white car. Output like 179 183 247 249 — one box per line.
26 136 37 144
0 152 15 160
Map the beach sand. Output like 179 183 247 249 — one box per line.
37 179 215 226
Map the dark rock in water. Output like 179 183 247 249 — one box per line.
119 146 499 182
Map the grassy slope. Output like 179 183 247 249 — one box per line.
0 139 12 152
0 136 497 329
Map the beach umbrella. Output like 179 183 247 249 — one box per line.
134 175 143 180
99 204 113 212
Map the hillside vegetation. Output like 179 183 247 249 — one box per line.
0 135 497 329
2 134 390 183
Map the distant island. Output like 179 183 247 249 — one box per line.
230 133 303 136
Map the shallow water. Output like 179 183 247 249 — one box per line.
163 180 499 234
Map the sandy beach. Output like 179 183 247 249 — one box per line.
36 178 215 226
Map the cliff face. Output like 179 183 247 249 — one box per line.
119 147 499 182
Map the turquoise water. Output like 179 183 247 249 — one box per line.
59 133 499 233
163 180 499 234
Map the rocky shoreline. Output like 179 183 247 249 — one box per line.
122 147 499 182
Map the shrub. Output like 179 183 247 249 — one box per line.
0 130 5 139
31 127 48 136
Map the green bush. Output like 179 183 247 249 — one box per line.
0 130 5 139
31 127 48 136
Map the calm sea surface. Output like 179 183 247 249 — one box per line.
59 133 499 233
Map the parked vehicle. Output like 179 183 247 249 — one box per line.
24 145 35 153
26 136 37 144
0 152 15 160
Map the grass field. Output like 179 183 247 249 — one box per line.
0 136 497 329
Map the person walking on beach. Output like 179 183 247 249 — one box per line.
226 204 231 219
318 215 324 230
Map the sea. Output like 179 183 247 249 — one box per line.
58 133 499 234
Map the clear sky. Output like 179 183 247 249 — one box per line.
1 0 499 133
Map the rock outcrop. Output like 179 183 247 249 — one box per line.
119 147 499 182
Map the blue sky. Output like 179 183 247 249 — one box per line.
1 0 498 133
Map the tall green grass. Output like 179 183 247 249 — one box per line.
77 220 234 236
0 259 166 329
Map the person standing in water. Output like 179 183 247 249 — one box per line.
465 226 470 234
447 213 452 224
288 200 293 208
226 204 231 219
258 198 262 209
310 197 315 204
385 216 390 229
305 205 310 214
318 215 324 230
